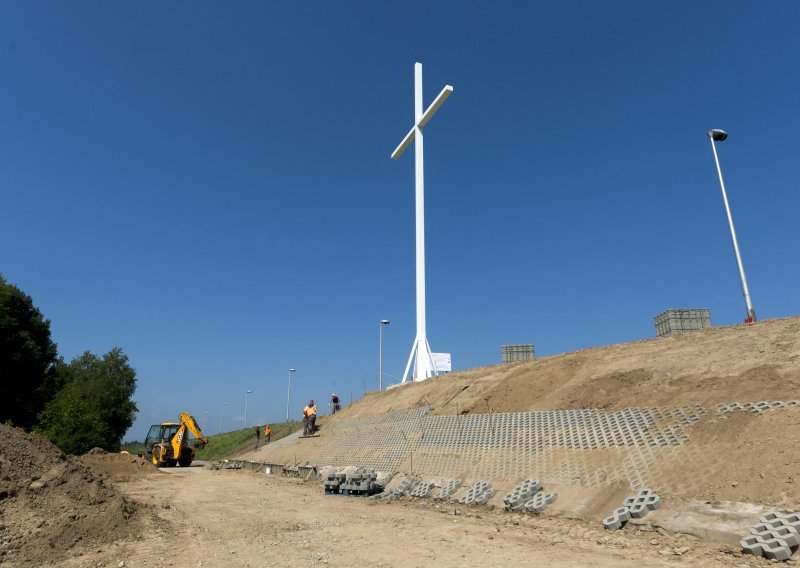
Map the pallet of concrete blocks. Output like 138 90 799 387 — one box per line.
521 490 557 514
740 509 800 561
322 471 347 495
341 467 379 496
457 481 495 506
602 488 662 531
503 479 541 511
408 480 436 499
433 480 461 501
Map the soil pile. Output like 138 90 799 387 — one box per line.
77 448 160 482
0 424 141 567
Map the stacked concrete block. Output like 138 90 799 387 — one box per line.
457 481 495 505
522 491 557 513
408 480 436 498
433 480 461 501
623 488 662 518
341 468 379 496
503 479 542 510
740 510 800 561
322 471 347 495
603 489 662 531
372 476 419 501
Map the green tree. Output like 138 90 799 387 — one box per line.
39 347 138 454
0 274 59 428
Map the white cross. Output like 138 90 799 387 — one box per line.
391 62 453 383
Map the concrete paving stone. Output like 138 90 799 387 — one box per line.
765 526 800 548
739 534 765 556
761 538 793 561
602 514 626 532
614 507 631 522
750 520 785 534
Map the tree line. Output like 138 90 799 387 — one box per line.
0 274 137 454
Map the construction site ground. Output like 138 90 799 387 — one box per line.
2 316 799 566
44 466 787 568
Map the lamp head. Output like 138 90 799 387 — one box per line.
289 368 296 372
706 129 728 142
380 319 390 325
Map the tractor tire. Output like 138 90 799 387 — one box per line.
166 459 178 467
178 457 192 467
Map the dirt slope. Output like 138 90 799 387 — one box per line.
338 316 800 419
244 317 800 511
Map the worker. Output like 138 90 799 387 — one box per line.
254 425 261 450
303 400 317 435
331 393 341 414
263 423 271 444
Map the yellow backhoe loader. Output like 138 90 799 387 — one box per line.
141 412 208 467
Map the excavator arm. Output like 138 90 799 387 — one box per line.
179 412 209 447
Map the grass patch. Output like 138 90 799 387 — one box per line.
121 422 302 461
194 421 302 461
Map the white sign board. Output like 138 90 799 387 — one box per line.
431 353 452 373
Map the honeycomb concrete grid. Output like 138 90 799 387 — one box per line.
276 401 798 490
433 479 461 501
457 481 494 505
740 509 800 560
605 489 661 530
503 478 541 510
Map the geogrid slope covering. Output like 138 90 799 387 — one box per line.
256 401 799 495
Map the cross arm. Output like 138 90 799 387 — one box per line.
391 126 416 160
418 85 453 129
391 84 454 160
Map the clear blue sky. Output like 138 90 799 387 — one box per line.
2 2 798 441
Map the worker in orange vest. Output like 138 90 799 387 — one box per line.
303 400 317 435
263 424 271 444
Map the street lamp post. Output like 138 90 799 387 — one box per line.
706 129 757 323
379 320 390 390
286 368 296 421
244 389 252 428
219 402 228 434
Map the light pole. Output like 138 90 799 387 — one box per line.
706 129 757 323
379 320 390 390
244 389 252 428
219 402 228 434
286 368 296 421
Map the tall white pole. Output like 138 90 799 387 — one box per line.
244 389 251 428
709 136 756 322
413 63 435 380
379 320 390 390
219 402 227 434
392 62 452 382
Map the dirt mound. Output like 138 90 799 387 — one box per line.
0 424 143 567
77 450 161 481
